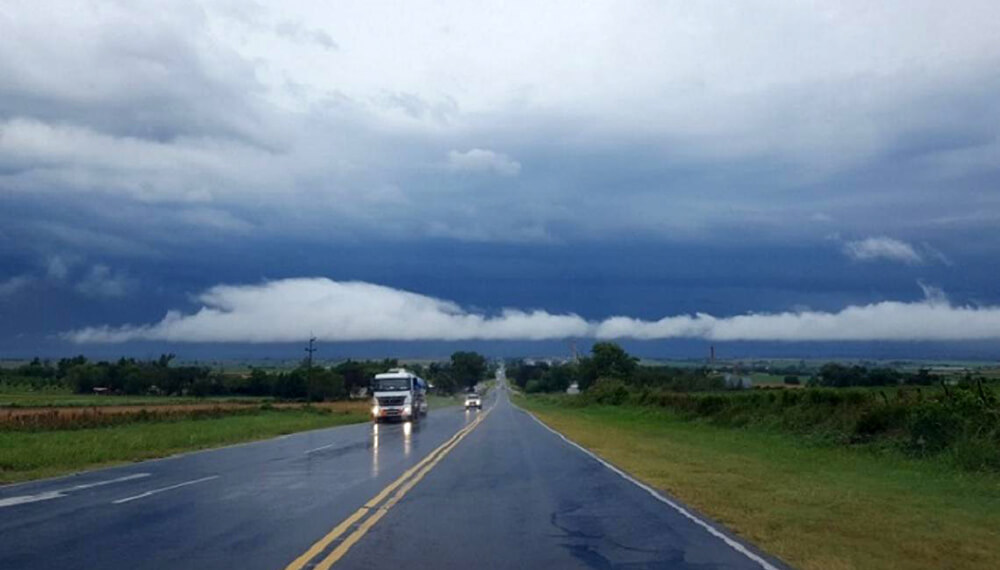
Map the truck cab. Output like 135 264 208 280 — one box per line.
370 368 428 423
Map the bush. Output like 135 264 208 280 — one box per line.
854 405 907 439
583 378 629 405
524 379 544 394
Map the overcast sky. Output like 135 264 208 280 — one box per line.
3 1 1000 358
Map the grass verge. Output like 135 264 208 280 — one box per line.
0 406 368 484
518 395 1000 570
427 393 463 409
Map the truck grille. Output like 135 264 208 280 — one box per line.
377 396 405 407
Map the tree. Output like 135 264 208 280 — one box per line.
427 361 459 394
245 368 273 396
579 342 637 390
156 353 176 368
307 369 346 402
57 355 88 378
274 368 308 399
67 363 104 393
541 364 576 392
450 351 487 390
334 360 371 395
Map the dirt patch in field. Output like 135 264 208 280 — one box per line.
0 401 368 430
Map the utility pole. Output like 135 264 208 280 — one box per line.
305 335 317 373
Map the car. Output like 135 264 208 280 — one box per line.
464 393 482 409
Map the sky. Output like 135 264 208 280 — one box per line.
2 0 1000 360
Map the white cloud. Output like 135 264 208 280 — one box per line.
843 237 924 265
75 265 135 298
597 283 1000 341
66 278 1000 343
0 275 33 297
66 278 589 343
447 149 521 177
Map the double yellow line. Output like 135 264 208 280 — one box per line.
285 409 491 570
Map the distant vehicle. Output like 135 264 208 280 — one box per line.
370 368 428 422
465 393 482 410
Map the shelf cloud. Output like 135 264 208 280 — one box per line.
65 278 1000 344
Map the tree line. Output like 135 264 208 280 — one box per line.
1 352 491 401
508 342 725 394
508 343 960 395
812 363 940 387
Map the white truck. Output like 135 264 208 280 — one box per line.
370 368 428 423
464 392 482 409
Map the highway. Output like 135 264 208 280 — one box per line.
0 378 787 569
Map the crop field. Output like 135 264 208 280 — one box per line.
0 402 371 483
1 400 369 430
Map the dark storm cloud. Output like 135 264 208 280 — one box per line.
2 1 1000 352
0 2 272 146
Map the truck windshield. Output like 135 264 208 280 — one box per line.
373 378 411 391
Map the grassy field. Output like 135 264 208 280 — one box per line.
0 405 369 484
518 395 1000 570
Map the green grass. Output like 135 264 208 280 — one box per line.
518 395 1000 570
427 394 463 409
0 408 368 484
0 390 271 408
749 372 790 385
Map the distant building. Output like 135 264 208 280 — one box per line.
566 381 580 395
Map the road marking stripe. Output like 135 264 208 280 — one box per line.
285 421 472 570
313 410 490 570
0 473 151 508
305 442 338 454
111 475 219 504
286 410 491 570
0 491 65 508
64 473 151 491
520 407 782 570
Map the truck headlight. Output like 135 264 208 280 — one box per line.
403 405 412 415
371 405 379 415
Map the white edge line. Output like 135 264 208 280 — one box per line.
112 475 219 505
519 407 782 570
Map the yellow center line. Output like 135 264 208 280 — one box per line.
313 412 488 570
285 410 490 570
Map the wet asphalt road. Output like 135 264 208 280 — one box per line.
0 383 785 569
